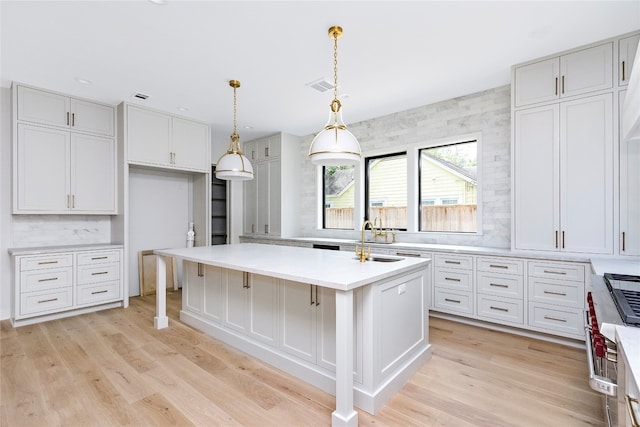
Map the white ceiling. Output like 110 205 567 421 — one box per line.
2 1 639 147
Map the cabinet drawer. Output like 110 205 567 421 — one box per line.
77 263 119 285
20 288 73 316
528 261 585 282
77 250 120 266
528 303 582 337
433 289 473 315
477 295 524 324
477 257 523 275
21 267 72 292
529 278 584 308
434 269 473 291
434 254 473 270
477 272 523 299
77 281 120 306
20 254 73 271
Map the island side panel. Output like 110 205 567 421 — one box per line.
332 289 358 427
154 254 169 329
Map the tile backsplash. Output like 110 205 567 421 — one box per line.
11 215 111 248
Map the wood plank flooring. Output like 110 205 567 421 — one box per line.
1 290 605 426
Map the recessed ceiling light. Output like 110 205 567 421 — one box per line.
74 77 92 85
177 106 190 112
132 92 150 100
244 125 254 130
148 0 168 5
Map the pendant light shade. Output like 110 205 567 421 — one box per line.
216 80 254 181
309 26 361 166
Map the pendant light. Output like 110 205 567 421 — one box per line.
215 80 254 180
308 25 361 166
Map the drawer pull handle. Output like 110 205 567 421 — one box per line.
91 256 108 260
91 271 109 276
489 264 508 269
543 270 567 275
38 261 59 265
625 395 639 427
444 298 461 304
37 277 58 282
544 290 567 296
445 277 461 282
444 260 461 265
490 283 509 288
490 306 509 312
38 298 58 304
544 315 567 323
91 290 108 295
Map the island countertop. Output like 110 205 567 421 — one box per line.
155 243 430 291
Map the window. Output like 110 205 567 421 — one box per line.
419 140 477 233
365 152 407 230
323 165 355 229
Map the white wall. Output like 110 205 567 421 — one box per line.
128 167 192 296
296 85 512 248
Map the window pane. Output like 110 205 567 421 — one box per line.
366 153 407 230
323 165 355 229
419 141 477 232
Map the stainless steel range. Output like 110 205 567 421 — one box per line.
604 273 640 326
586 273 640 427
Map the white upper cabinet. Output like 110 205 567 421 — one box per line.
619 34 640 86
514 94 613 254
620 91 640 256
513 42 613 107
13 84 117 214
17 85 114 137
125 104 210 172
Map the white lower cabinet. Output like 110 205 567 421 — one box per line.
11 247 124 326
526 260 586 339
224 270 278 346
433 254 474 315
476 256 525 326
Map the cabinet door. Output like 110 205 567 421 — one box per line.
279 279 316 363
247 274 278 346
70 134 116 213
183 262 204 314
619 34 640 86
243 173 258 234
17 86 70 128
620 91 640 255
127 105 172 166
267 160 281 236
70 99 115 137
16 124 70 212
513 105 560 251
514 58 559 107
560 94 613 254
316 286 337 371
224 269 248 333
203 265 223 322
560 43 613 98
256 162 270 234
172 117 209 171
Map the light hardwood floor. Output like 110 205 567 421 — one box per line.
1 290 605 426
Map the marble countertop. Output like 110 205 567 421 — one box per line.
8 243 124 256
155 243 430 291
616 326 640 390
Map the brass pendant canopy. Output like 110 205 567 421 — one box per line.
309 25 361 166
216 80 254 181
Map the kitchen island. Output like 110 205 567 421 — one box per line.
153 243 431 427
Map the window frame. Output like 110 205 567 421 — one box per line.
364 151 408 231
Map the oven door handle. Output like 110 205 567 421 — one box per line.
584 311 617 397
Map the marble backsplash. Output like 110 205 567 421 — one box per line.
11 215 112 248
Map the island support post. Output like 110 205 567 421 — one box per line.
154 254 169 329
332 289 358 427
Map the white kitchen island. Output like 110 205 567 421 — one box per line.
153 243 431 427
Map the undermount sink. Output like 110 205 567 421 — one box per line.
354 255 404 263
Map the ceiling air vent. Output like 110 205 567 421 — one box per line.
307 78 334 93
133 92 150 100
